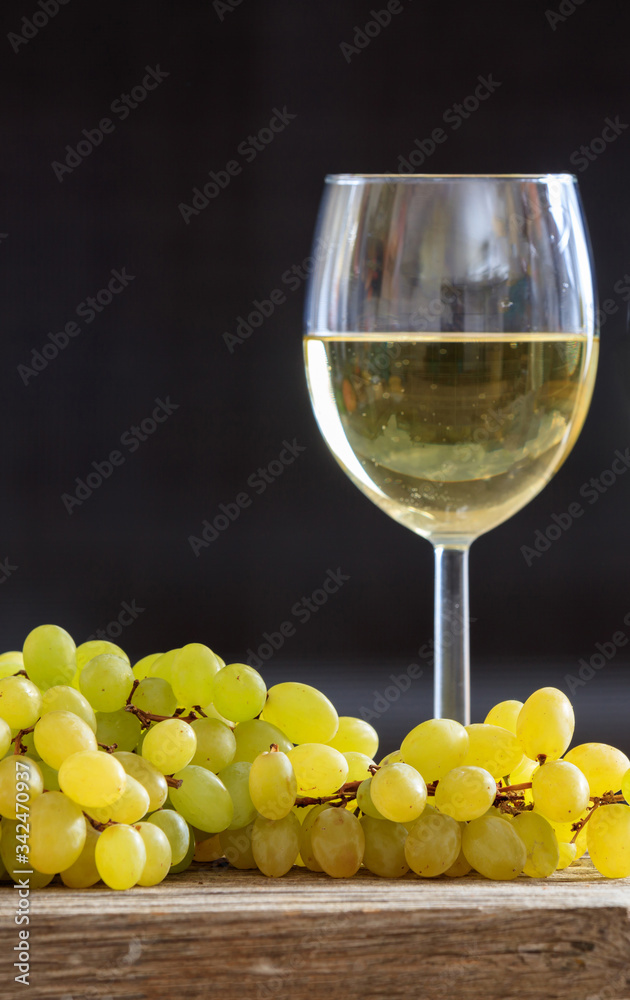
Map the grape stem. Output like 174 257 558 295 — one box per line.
165 775 184 789
11 727 34 755
124 704 199 729
295 780 363 807
98 741 118 753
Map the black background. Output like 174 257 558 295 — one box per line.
1 0 628 752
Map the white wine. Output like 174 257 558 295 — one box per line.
304 334 598 542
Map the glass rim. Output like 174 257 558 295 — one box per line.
325 173 577 184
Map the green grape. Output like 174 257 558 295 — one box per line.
169 827 196 873
404 810 461 876
113 751 168 811
371 763 427 824
212 663 267 723
288 743 348 797
0 819 55 888
587 804 630 878
434 765 497 822
23 623 76 690
79 654 135 712
171 643 222 708
564 743 630 798
252 811 301 876
298 803 335 871
0 675 42 729
401 719 469 781
483 699 523 734
249 750 297 819
220 822 257 869
262 682 338 745
356 777 386 819
95 823 146 889
147 808 190 864
58 749 127 808
60 821 101 887
147 648 180 684
76 640 129 673
30 791 87 873
516 687 574 761
131 677 177 718
511 811 559 877
232 719 292 762
342 751 375 784
378 749 405 766
623 767 630 804
546 811 589 861
198 702 233 726
0 649 24 676
169 764 234 832
444 847 473 877
463 724 523 779
96 709 142 752
135 821 172 886
311 807 364 878
194 833 223 861
0 755 44 819
34 710 98 769
141 718 197 774
132 652 163 681
218 761 257 828
41 685 97 732
556 840 577 869
462 815 527 880
327 717 379 758
0 717 12 757
190 717 236 772
361 815 409 878
108 774 151 824
39 760 60 791
531 760 591 822
507 754 538 792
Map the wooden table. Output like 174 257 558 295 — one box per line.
1 858 629 1000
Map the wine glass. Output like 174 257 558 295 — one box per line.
303 174 598 724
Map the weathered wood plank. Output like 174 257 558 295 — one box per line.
1 858 629 1000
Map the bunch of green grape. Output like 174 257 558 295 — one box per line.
1 624 630 890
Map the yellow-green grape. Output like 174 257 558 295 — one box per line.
60 822 101 887
190 718 236 772
252 811 301 877
298 803 334 871
434 765 497 822
516 687 574 761
249 749 297 820
169 764 234 833
108 774 151 824
343 751 375 783
462 815 527 880
371 763 427 824
34 710 98 769
218 761 257 828
507 753 538 787
113 751 168 811
23 623 76 690
404 810 461 877
444 847 473 877
0 755 44 819
288 743 348 797
0 717 12 757
0 819 55 888
463 724 523 779
327 717 379 758
310 807 364 878
141 718 197 774
556 841 577 869
76 640 129 673
95 823 146 889
360 815 409 878
587 804 630 878
58 749 127 808
564 743 630 798
211 663 267 723
40 685 97 732
171 643 222 708
0 675 42 729
39 760 60 791
198 702 233 726
132 678 177 718
29 791 87 873
531 760 591 823
170 826 196 873
232 719 292 762
147 648 180 684
484 699 523 734
135 821 172 886
511 811 559 877
623 767 630 804
378 749 406 766
220 822 257 869
96 710 142 752
147 809 190 864
356 777 386 819
79 654 135 712
262 682 338 745
0 650 24 679
132 652 163 681
401 719 469 781
194 834 223 861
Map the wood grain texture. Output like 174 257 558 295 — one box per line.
1 858 629 1000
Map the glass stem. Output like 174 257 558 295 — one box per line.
433 544 470 724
